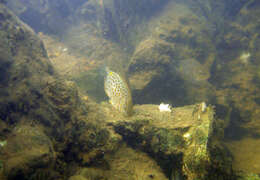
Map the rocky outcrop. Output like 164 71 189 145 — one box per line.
0 4 54 126
128 38 174 90
100 101 233 180
0 4 121 179
127 2 215 106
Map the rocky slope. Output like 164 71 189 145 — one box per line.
0 4 121 179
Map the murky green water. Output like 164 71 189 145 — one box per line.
1 0 260 179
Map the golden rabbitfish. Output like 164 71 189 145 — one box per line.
104 67 133 116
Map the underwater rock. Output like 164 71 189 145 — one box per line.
76 120 122 166
70 144 168 180
125 1 216 106
0 125 55 179
128 38 174 90
0 4 89 140
102 102 233 179
43 80 82 123
128 36 214 106
0 4 119 179
105 145 168 180
0 4 56 127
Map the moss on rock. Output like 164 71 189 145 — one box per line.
100 102 233 179
0 125 55 179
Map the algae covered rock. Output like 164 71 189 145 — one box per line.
126 2 215 106
128 38 174 90
105 145 168 180
0 4 116 179
102 102 232 179
69 144 168 180
76 122 122 165
0 125 55 179
0 3 85 138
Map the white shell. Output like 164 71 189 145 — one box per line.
159 103 171 112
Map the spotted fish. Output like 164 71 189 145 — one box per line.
104 67 133 116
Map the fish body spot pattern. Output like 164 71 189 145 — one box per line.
104 67 133 116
